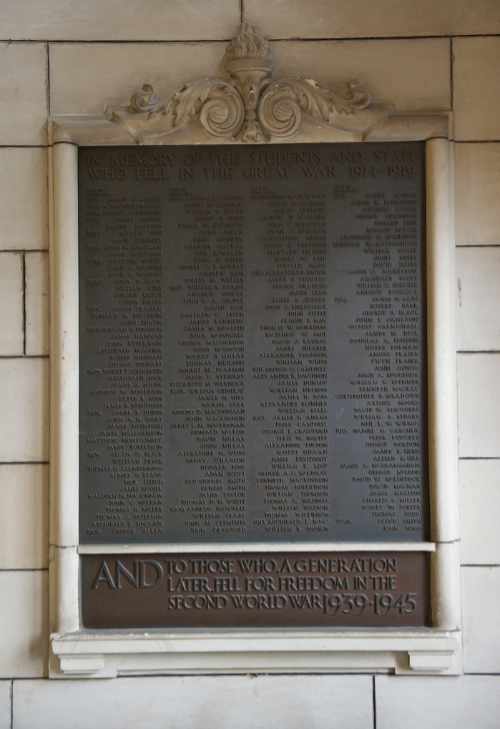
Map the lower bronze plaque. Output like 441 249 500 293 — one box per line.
82 551 429 628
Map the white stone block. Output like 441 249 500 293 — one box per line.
0 464 48 568
26 252 49 356
458 354 500 458
0 358 49 462
0 571 48 677
376 674 500 729
246 0 500 38
0 149 48 251
0 682 10 729
457 247 500 351
454 38 500 141
460 460 500 565
2 0 239 40
51 43 229 117
463 566 500 672
272 39 450 113
0 253 23 355
0 42 47 145
455 144 500 245
14 675 372 729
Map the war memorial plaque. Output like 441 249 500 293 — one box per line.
78 142 429 628
82 551 428 628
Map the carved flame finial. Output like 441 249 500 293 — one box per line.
222 23 273 143
104 22 390 144
224 22 272 67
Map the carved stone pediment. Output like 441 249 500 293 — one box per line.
105 23 392 144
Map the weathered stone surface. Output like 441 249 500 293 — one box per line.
460 460 500 565
458 354 500 458
246 0 500 38
455 144 500 246
50 43 225 116
26 252 49 356
2 0 240 40
0 149 48 251
0 683 10 729
453 37 500 141
377 674 500 729
14 675 372 729
0 253 23 355
0 572 48 678
0 359 49 462
457 248 500 351
0 43 47 145
462 567 500 672
0 464 48 569
272 39 450 113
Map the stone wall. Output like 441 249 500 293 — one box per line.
1 1 500 726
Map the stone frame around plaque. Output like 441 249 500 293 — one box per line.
48 23 460 678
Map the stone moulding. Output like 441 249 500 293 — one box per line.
104 22 392 144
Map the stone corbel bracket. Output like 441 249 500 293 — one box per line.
104 22 392 144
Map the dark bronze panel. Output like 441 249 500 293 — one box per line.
81 551 429 628
78 143 428 544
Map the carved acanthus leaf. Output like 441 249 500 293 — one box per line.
104 23 391 143
105 79 245 143
167 79 245 138
259 78 374 138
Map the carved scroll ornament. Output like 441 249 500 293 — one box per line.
105 23 391 144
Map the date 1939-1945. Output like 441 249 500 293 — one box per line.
164 591 418 615
320 591 417 615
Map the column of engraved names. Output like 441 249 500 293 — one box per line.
384 191 425 534
247 191 328 538
81 190 163 540
331 166 425 538
356 190 423 535
165 193 246 540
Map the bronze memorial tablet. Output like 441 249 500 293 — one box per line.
78 142 429 627
82 551 428 628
